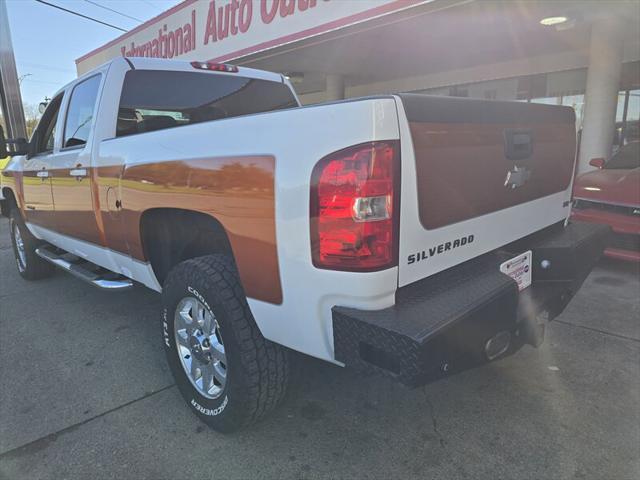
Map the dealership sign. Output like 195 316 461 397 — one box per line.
76 0 428 74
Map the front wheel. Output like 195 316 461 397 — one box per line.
161 254 289 432
9 208 55 280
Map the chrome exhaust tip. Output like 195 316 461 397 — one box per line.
484 331 512 361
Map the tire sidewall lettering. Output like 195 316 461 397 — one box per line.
190 395 228 416
162 308 171 347
163 285 215 351
163 280 231 420
187 285 212 312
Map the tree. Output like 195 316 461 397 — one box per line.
23 102 40 138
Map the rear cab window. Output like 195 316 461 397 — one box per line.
63 74 102 148
116 70 298 137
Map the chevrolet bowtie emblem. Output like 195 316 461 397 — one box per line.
504 166 531 189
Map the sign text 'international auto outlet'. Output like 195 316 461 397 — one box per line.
76 0 426 75
121 0 329 60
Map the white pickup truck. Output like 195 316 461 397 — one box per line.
0 57 608 432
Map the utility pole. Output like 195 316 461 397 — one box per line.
0 0 27 139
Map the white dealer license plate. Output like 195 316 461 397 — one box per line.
500 250 532 291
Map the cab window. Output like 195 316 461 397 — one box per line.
32 94 63 155
63 75 102 148
116 70 298 137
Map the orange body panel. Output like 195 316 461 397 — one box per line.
97 156 282 304
410 122 576 230
48 167 102 245
20 162 55 228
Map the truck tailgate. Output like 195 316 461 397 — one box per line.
395 94 577 287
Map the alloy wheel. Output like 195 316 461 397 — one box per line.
174 296 227 399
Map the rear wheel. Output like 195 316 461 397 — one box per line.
9 209 55 280
162 254 289 432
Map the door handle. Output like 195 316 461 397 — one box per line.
36 171 49 178
70 168 87 178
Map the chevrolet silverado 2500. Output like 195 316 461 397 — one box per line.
0 57 609 432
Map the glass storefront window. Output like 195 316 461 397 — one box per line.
628 90 640 123
546 69 587 97
621 89 639 143
412 62 638 144
562 95 585 130
531 96 561 105
616 92 627 122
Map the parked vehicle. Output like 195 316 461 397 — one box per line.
0 57 608 432
572 141 640 262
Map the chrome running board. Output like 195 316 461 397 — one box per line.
35 245 134 291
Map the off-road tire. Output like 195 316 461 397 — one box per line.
162 254 290 432
9 208 55 280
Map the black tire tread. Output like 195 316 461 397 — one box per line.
9 208 55 281
163 254 289 428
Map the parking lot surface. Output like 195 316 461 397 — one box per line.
0 217 638 480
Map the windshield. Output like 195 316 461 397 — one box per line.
606 141 640 169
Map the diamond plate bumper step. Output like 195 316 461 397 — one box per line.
332 222 610 387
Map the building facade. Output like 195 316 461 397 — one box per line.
76 0 640 174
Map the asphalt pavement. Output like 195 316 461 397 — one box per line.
0 217 638 480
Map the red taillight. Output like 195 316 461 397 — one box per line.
190 61 239 73
310 141 399 271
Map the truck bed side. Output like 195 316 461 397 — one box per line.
95 97 402 361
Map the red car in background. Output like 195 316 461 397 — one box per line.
572 141 640 262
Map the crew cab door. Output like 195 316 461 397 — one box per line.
49 74 103 247
21 94 63 229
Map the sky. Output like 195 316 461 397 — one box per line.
6 0 182 107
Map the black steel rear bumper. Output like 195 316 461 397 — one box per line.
332 222 610 387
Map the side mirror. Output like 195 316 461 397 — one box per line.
589 157 605 169
0 126 7 159
0 126 30 157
